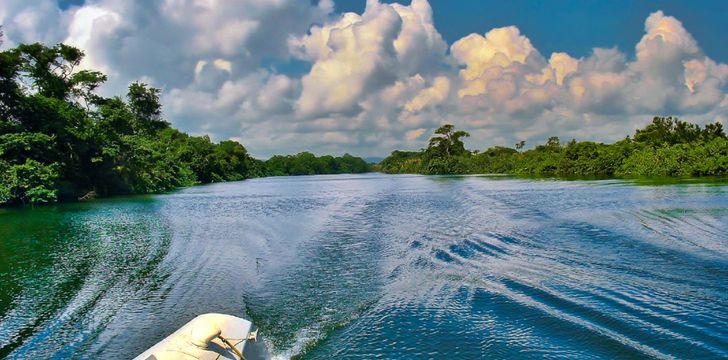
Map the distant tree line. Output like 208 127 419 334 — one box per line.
378 116 728 177
266 152 369 176
0 41 369 206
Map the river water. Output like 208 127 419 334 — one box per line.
0 174 727 359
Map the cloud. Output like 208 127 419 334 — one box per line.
291 0 447 118
527 52 579 86
405 76 450 112
0 0 68 45
1 1 726 157
54 0 332 95
452 26 537 98
404 127 427 141
444 9 728 149
293 6 403 117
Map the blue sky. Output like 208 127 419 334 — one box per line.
337 0 728 62
56 0 728 75
5 0 728 157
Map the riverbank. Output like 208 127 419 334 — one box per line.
378 117 728 177
0 42 370 207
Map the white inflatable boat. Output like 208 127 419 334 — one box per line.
133 313 269 360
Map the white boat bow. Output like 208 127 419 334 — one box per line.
133 313 269 360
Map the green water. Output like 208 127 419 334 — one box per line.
1 174 727 359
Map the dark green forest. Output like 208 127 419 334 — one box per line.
266 152 369 176
0 41 369 206
379 117 728 177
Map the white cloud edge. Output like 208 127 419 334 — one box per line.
1 1 726 157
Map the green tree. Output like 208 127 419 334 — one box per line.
427 124 470 157
0 40 375 207
546 136 561 149
380 118 728 178
264 152 371 176
633 116 703 146
14 43 106 102
127 82 169 134
0 159 59 205
701 122 725 140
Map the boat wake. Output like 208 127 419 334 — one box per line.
1 175 727 358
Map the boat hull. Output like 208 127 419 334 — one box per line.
133 313 269 360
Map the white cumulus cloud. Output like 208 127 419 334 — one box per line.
0 1 726 157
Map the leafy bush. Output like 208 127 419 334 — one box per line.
0 159 59 205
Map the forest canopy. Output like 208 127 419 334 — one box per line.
378 117 728 177
0 41 370 206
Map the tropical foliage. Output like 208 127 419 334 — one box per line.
379 117 728 178
266 152 369 176
0 41 369 205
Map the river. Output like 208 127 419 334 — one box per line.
1 174 727 359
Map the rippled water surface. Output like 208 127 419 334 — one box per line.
1 174 727 359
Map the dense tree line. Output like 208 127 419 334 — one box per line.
266 152 369 176
378 117 728 177
0 41 369 206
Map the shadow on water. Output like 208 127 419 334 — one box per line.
623 176 728 186
470 173 728 185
